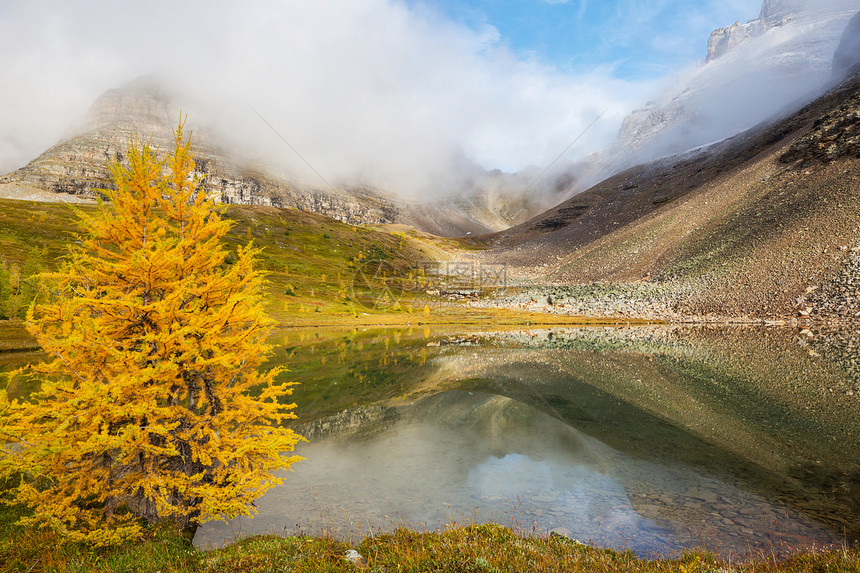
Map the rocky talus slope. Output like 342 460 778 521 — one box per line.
804 249 860 320
780 68 860 322
811 326 860 394
780 80 860 164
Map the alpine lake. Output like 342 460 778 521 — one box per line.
3 322 859 559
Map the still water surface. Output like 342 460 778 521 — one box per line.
195 325 860 558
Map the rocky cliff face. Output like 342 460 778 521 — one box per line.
0 76 545 235
615 96 691 155
706 20 762 63
758 0 809 26
705 0 842 64
83 76 176 133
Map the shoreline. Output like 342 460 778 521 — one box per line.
3 517 856 572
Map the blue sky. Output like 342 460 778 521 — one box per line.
413 0 762 79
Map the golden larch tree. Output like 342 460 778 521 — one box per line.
0 122 302 545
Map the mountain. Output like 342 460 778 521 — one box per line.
480 25 860 320
620 0 857 157
0 76 547 236
706 0 809 63
0 77 399 223
546 0 859 202
2 0 855 244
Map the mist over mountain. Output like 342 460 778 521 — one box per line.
833 10 860 79
0 0 646 203
1 0 857 238
624 1 855 154
0 75 562 236
546 0 859 200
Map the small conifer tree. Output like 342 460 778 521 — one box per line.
0 122 302 545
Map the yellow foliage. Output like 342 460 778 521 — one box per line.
0 122 302 545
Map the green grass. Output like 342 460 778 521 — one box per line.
1 507 858 573
222 207 424 321
0 198 435 324
0 198 652 330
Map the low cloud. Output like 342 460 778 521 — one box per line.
0 0 655 198
5 1 845 201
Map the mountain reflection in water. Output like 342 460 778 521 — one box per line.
195 326 860 558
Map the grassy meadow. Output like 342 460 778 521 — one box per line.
0 197 637 328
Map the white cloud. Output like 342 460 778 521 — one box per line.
577 0 589 21
0 0 655 198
